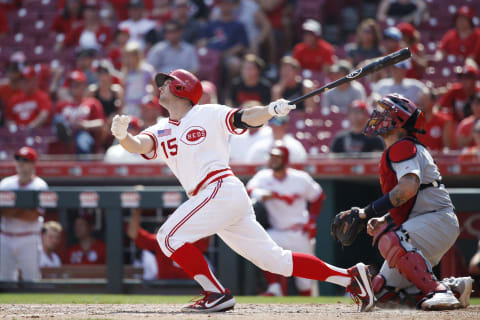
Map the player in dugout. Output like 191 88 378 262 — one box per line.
331 93 474 310
111 68 375 312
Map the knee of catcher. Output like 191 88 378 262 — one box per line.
378 230 411 268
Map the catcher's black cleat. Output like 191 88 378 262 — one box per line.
182 289 236 313
346 263 375 312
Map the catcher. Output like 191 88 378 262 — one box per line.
331 93 474 310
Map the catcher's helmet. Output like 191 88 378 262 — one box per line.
155 69 203 105
269 141 290 164
363 93 426 136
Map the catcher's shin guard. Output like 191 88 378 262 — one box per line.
372 274 422 308
377 229 446 295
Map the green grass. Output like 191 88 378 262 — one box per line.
0 294 479 305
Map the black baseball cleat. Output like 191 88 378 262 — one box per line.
346 263 376 312
182 289 236 312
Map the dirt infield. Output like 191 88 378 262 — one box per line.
1 303 479 320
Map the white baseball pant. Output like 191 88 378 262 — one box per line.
0 233 41 281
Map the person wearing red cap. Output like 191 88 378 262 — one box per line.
5 66 52 129
416 87 455 151
437 5 480 60
438 64 480 122
396 22 427 80
246 142 325 297
0 147 48 281
110 68 375 312
330 100 384 153
54 70 106 154
292 19 334 73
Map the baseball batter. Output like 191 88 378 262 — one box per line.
111 69 375 312
334 94 473 310
0 147 47 281
247 143 324 296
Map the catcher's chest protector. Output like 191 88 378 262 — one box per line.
379 137 419 226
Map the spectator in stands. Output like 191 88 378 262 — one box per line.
51 0 84 36
321 60 367 114
416 87 455 151
149 0 173 24
40 221 63 268
211 0 272 60
140 94 164 126
330 100 384 154
438 64 480 122
63 0 113 50
271 56 316 113
382 27 402 54
293 19 334 74
345 19 383 67
66 214 106 265
377 0 427 25
229 100 273 163
54 71 106 154
0 147 47 281
126 209 211 279
200 0 249 78
171 0 203 44
371 59 427 104
246 116 307 164
199 81 218 105
89 60 124 149
119 0 156 50
122 41 156 118
437 6 480 61
146 20 199 74
0 61 23 125
397 22 427 79
456 91 480 148
75 47 98 85
229 54 271 106
458 120 480 161
6 66 52 129
108 26 131 71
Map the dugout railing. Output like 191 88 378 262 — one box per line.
0 186 479 295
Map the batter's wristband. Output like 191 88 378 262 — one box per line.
364 193 394 219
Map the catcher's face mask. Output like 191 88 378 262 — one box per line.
363 100 396 136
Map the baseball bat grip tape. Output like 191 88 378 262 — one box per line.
288 47 412 105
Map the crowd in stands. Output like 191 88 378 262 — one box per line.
0 0 480 162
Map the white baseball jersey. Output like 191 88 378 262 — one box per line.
140 104 246 196
0 175 48 233
247 168 322 230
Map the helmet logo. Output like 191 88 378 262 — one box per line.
181 126 207 145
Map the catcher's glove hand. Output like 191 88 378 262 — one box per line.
331 207 366 246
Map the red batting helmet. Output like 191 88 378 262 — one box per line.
269 141 290 164
14 146 38 162
364 93 426 136
155 69 203 105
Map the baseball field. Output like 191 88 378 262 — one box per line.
0 294 479 320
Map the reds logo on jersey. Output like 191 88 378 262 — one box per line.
181 126 207 145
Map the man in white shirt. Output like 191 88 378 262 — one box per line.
371 59 427 104
40 221 63 268
0 147 48 281
118 0 156 50
246 115 307 163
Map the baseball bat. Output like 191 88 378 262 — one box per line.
288 47 412 105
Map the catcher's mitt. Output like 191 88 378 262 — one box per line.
331 207 366 246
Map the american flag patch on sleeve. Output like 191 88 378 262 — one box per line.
157 129 171 137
